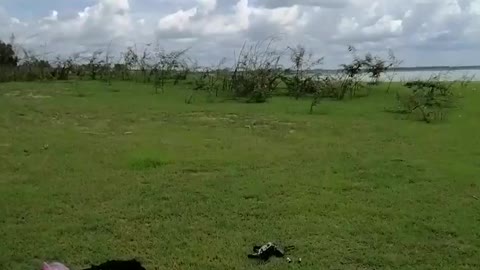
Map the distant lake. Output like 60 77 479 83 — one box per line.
383 69 480 82
314 68 480 82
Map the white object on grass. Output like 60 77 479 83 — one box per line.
43 262 70 270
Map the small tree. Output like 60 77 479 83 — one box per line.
395 75 456 123
339 46 393 97
0 40 18 66
52 56 75 80
17 49 52 81
100 44 114 85
385 50 402 92
87 50 104 80
339 46 366 98
139 46 151 83
0 39 19 82
192 58 227 98
150 45 189 94
363 53 388 84
123 46 139 81
282 45 323 99
459 74 475 89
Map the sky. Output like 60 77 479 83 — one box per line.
0 0 479 68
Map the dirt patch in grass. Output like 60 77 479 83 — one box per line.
4 91 52 99
181 167 221 176
26 93 52 99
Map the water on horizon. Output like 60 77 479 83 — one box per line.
382 69 480 82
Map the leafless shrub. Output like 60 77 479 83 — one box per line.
100 43 115 85
459 74 475 89
309 72 358 113
52 55 77 80
193 58 227 97
309 47 398 113
120 47 138 80
86 50 104 80
15 49 53 81
230 38 284 103
137 45 152 83
150 45 189 94
385 50 402 92
338 46 368 98
172 58 191 85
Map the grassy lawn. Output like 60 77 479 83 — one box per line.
1 80 479 269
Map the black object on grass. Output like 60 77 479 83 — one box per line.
82 259 146 270
247 242 294 261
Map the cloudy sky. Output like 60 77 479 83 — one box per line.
0 0 479 67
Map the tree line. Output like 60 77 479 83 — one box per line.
1 37 471 123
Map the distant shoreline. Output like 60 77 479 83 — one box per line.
391 66 480 72
316 66 480 73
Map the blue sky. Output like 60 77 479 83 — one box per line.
1 0 479 67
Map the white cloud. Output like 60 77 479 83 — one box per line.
471 0 480 14
259 0 350 9
0 0 479 66
157 0 251 37
362 15 403 36
197 0 217 13
337 17 359 36
43 10 58 21
158 8 197 33
31 0 137 50
10 17 20 24
257 5 301 27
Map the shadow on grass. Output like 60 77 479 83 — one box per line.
130 157 167 170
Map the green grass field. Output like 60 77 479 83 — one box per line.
1 80 479 269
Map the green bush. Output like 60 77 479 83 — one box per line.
395 77 456 123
